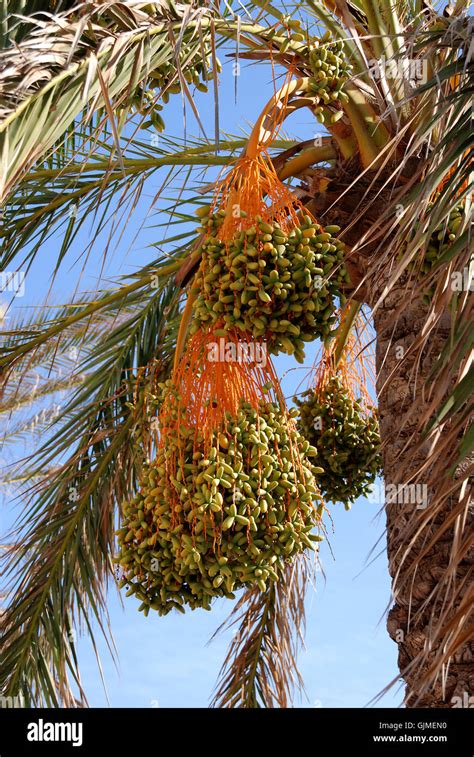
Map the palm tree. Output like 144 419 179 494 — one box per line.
0 0 472 708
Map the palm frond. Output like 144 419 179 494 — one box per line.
1 268 182 703
1 132 297 272
0 1 77 48
211 556 311 708
0 0 223 203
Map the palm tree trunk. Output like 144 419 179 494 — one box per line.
373 283 473 707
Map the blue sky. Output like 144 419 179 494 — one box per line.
0 30 402 708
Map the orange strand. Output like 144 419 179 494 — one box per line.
205 65 315 243
159 326 285 451
312 310 376 413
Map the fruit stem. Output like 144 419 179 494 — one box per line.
342 84 392 169
278 144 337 180
173 284 199 374
332 300 362 368
244 77 313 161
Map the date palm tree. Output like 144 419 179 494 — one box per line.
0 0 472 708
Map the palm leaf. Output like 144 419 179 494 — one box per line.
211 556 311 708
1 267 183 703
0 0 222 203
1 133 296 272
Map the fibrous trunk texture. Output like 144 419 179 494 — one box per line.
373 284 474 707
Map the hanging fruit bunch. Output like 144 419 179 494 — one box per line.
295 313 381 508
116 328 325 616
130 8 221 133
132 55 221 132
191 207 348 360
410 201 470 303
249 23 352 120
307 35 352 124
190 85 348 360
150 54 220 100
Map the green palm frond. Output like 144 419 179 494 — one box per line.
211 557 311 707
1 267 183 703
0 1 78 48
1 133 297 271
0 0 283 206
0 0 224 203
